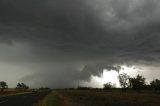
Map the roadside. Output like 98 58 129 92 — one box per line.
0 89 32 97
33 91 72 106
0 90 50 106
0 92 31 98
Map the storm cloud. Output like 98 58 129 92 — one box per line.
0 0 160 88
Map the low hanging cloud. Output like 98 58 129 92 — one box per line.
19 64 122 88
0 0 160 88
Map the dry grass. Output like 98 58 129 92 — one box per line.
58 90 160 106
32 90 160 106
0 89 31 96
33 91 71 106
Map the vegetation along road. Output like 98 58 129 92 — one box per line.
0 91 51 106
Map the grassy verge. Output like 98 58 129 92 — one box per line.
0 92 31 98
0 89 32 97
33 91 65 106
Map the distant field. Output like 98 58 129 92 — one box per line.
60 90 160 106
0 89 31 96
35 90 160 106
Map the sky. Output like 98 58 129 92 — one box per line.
0 0 160 88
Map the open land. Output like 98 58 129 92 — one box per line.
34 90 160 106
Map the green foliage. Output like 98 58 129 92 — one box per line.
150 79 160 90
129 75 146 90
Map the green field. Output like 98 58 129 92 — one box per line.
34 90 160 106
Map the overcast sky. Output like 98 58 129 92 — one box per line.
0 0 160 88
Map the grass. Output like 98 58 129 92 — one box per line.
33 90 160 106
59 90 160 106
0 89 32 97
0 92 31 98
33 91 67 106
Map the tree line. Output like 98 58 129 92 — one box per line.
104 73 160 91
0 82 29 91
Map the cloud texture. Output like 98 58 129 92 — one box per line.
0 0 160 88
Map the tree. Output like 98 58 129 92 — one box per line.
17 83 22 89
16 83 29 90
129 75 146 90
0 81 8 91
118 73 130 89
150 79 160 90
103 82 116 89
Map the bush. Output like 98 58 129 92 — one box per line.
129 75 146 90
0 81 8 91
103 82 116 89
150 79 160 91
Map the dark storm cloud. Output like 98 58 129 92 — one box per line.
19 65 121 88
0 0 160 88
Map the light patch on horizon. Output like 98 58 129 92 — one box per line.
90 66 136 88
97 70 120 87
84 65 160 88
